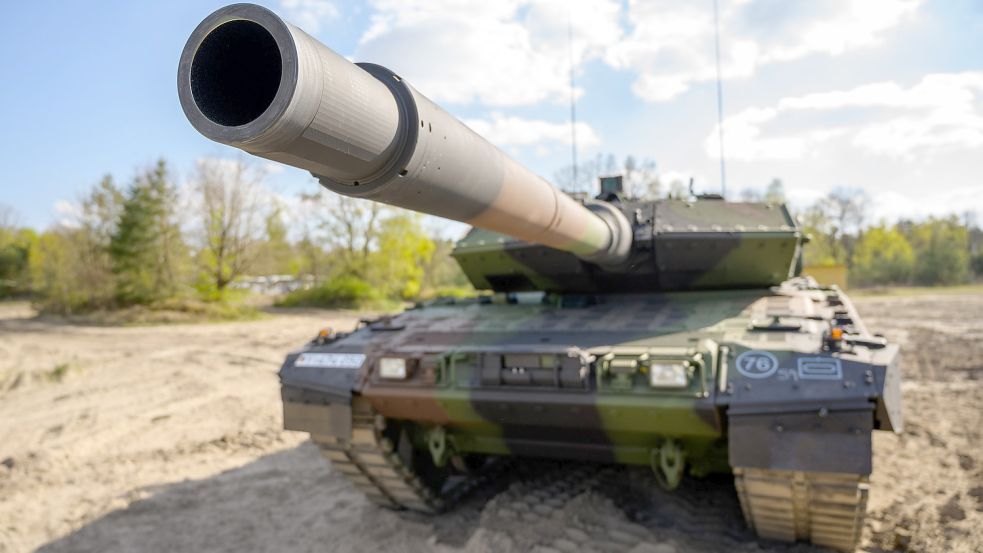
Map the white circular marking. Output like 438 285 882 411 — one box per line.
735 351 779 379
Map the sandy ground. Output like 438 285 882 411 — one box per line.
0 292 980 553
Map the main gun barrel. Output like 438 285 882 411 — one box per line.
177 3 630 265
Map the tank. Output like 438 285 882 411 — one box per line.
178 5 902 551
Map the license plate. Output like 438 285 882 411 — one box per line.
294 352 366 369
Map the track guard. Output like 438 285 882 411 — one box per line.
727 406 873 474
279 351 363 439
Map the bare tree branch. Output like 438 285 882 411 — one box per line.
193 157 267 291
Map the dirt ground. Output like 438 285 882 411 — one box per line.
0 292 981 553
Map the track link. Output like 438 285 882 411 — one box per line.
734 467 869 551
310 400 493 513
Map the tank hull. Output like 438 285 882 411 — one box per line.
279 278 900 551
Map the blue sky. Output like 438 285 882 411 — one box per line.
2 0 982 231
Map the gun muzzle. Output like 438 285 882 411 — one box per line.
177 3 630 264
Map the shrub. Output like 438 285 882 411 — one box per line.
850 226 914 286
909 217 970 285
276 275 391 309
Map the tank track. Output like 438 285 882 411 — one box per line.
733 467 869 551
310 402 869 550
310 400 493 513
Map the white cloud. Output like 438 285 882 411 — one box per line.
262 161 285 175
760 0 920 61
356 0 622 106
868 185 983 222
606 0 923 102
293 0 922 108
707 72 983 161
279 0 340 33
658 170 702 187
464 113 599 151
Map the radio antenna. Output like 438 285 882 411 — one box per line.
567 12 579 191
712 0 727 198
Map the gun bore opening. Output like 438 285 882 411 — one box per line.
190 20 281 127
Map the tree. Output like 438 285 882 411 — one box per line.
909 217 970 285
419 237 472 297
0 204 18 232
622 156 661 199
799 209 839 266
800 188 868 265
554 152 604 194
74 176 124 304
964 211 983 279
193 157 266 292
368 214 435 299
295 231 328 281
79 176 125 246
26 178 122 312
734 179 784 203
0 236 29 293
252 202 297 275
0 205 35 296
554 153 660 198
850 225 914 285
109 159 187 304
301 190 385 277
739 187 762 202
764 179 786 203
819 188 868 261
972 251 983 279
29 230 79 312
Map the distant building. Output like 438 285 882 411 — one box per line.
231 275 314 295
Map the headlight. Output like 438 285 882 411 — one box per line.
648 363 688 388
379 357 408 379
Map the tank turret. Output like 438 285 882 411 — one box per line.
452 196 802 293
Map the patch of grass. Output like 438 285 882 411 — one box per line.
46 363 71 382
150 297 263 321
42 297 264 326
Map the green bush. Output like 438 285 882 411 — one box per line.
191 271 252 304
850 226 914 286
970 253 983 279
276 275 392 309
0 228 36 298
909 217 970 285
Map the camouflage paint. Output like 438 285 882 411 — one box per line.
330 274 898 476
357 291 760 467
452 199 801 294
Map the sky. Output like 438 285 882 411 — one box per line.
1 0 982 233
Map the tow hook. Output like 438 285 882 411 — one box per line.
427 426 454 468
651 439 686 490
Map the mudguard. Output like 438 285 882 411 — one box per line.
280 350 365 439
